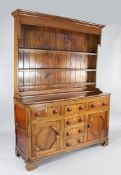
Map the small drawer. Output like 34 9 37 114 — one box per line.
33 106 60 119
88 98 108 110
64 126 85 138
64 135 84 148
64 102 86 116
64 115 85 127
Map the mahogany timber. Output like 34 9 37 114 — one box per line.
12 9 110 171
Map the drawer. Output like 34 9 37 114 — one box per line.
64 126 85 138
64 135 84 148
64 102 86 115
64 115 85 127
33 106 60 119
88 98 108 110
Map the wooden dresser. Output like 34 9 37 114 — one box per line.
12 9 110 171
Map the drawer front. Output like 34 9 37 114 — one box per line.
64 135 84 148
64 102 86 115
64 115 85 127
88 98 109 110
64 126 85 138
33 106 60 119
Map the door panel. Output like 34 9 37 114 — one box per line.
31 121 60 157
87 112 108 141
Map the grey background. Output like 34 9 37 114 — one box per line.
0 0 121 174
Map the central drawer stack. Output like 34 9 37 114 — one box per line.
63 103 86 148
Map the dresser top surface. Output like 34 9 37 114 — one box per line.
16 91 110 105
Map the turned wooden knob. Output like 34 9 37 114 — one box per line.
53 109 58 114
35 112 41 116
66 143 70 147
91 104 96 108
87 124 91 128
78 139 81 143
79 106 84 110
67 107 72 112
78 118 83 122
102 102 107 106
66 121 70 125
78 129 82 133
66 132 70 136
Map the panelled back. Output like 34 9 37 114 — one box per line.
20 25 100 52
18 24 100 94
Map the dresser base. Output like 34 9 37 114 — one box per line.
14 94 110 171
15 137 109 171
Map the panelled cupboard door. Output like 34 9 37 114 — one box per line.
31 121 61 158
87 112 108 141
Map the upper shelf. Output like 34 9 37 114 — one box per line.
19 48 97 56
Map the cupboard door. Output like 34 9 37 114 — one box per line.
32 121 60 157
87 112 108 141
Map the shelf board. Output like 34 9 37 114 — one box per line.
19 48 97 56
19 89 102 104
19 82 96 89
18 68 96 72
20 90 96 98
